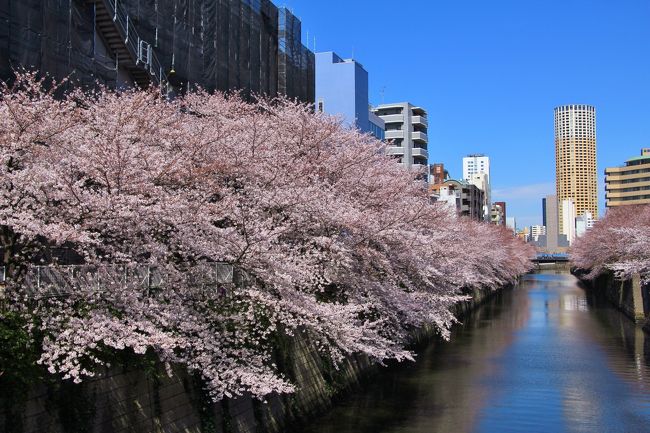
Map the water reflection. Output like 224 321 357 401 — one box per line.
302 271 650 433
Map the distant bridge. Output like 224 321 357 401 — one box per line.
531 253 570 270
533 253 569 263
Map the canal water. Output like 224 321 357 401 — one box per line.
303 271 650 433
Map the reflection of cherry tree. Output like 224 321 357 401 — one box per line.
572 205 650 283
1 73 534 401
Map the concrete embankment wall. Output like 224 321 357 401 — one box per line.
2 285 503 433
574 270 647 324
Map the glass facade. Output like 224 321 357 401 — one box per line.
369 120 385 141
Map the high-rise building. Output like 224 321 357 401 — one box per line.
605 148 650 207
1 1 315 103
506 217 517 233
463 154 491 220
315 51 384 140
316 52 369 130
373 103 428 169
544 194 560 251
539 194 570 251
554 105 598 233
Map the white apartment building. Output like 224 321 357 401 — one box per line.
530 225 546 242
463 154 490 181
463 154 491 220
560 199 577 245
576 211 595 238
372 102 428 169
468 172 490 220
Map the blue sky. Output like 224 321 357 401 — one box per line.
285 0 650 228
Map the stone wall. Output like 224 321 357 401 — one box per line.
575 270 646 323
2 285 502 433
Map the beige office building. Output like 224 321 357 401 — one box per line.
605 148 650 207
554 104 598 233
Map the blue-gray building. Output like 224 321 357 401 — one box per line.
316 51 382 139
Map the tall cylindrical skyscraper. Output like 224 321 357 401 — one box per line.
554 104 597 233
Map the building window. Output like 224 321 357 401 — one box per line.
318 100 324 112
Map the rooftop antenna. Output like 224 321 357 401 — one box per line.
314 36 316 52
351 46 355 59
380 86 386 104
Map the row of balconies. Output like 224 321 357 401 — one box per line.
384 129 428 143
385 146 428 159
377 114 428 128
605 179 650 190
607 197 650 206
605 188 650 198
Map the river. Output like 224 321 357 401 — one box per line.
302 270 650 433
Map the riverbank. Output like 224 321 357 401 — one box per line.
2 283 511 433
572 269 647 324
297 271 650 433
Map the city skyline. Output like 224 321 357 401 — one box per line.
286 0 650 227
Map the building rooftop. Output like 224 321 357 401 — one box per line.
626 155 650 164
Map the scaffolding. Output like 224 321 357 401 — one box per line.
0 0 314 102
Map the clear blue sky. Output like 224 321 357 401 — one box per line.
285 0 650 228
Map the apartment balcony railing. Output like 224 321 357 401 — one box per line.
412 131 428 143
385 130 405 140
379 114 404 123
412 147 429 159
411 115 428 128
386 146 405 156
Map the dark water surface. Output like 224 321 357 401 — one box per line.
303 271 650 433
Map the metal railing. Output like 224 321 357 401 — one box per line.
0 262 242 298
105 0 167 86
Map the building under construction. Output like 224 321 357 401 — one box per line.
0 0 315 103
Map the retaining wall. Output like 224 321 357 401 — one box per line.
575 270 647 323
1 285 502 433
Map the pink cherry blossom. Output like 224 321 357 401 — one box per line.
1 72 534 401
572 205 650 283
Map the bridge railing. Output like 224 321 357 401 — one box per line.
533 253 570 262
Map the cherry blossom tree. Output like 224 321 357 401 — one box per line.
572 205 650 283
1 72 534 401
